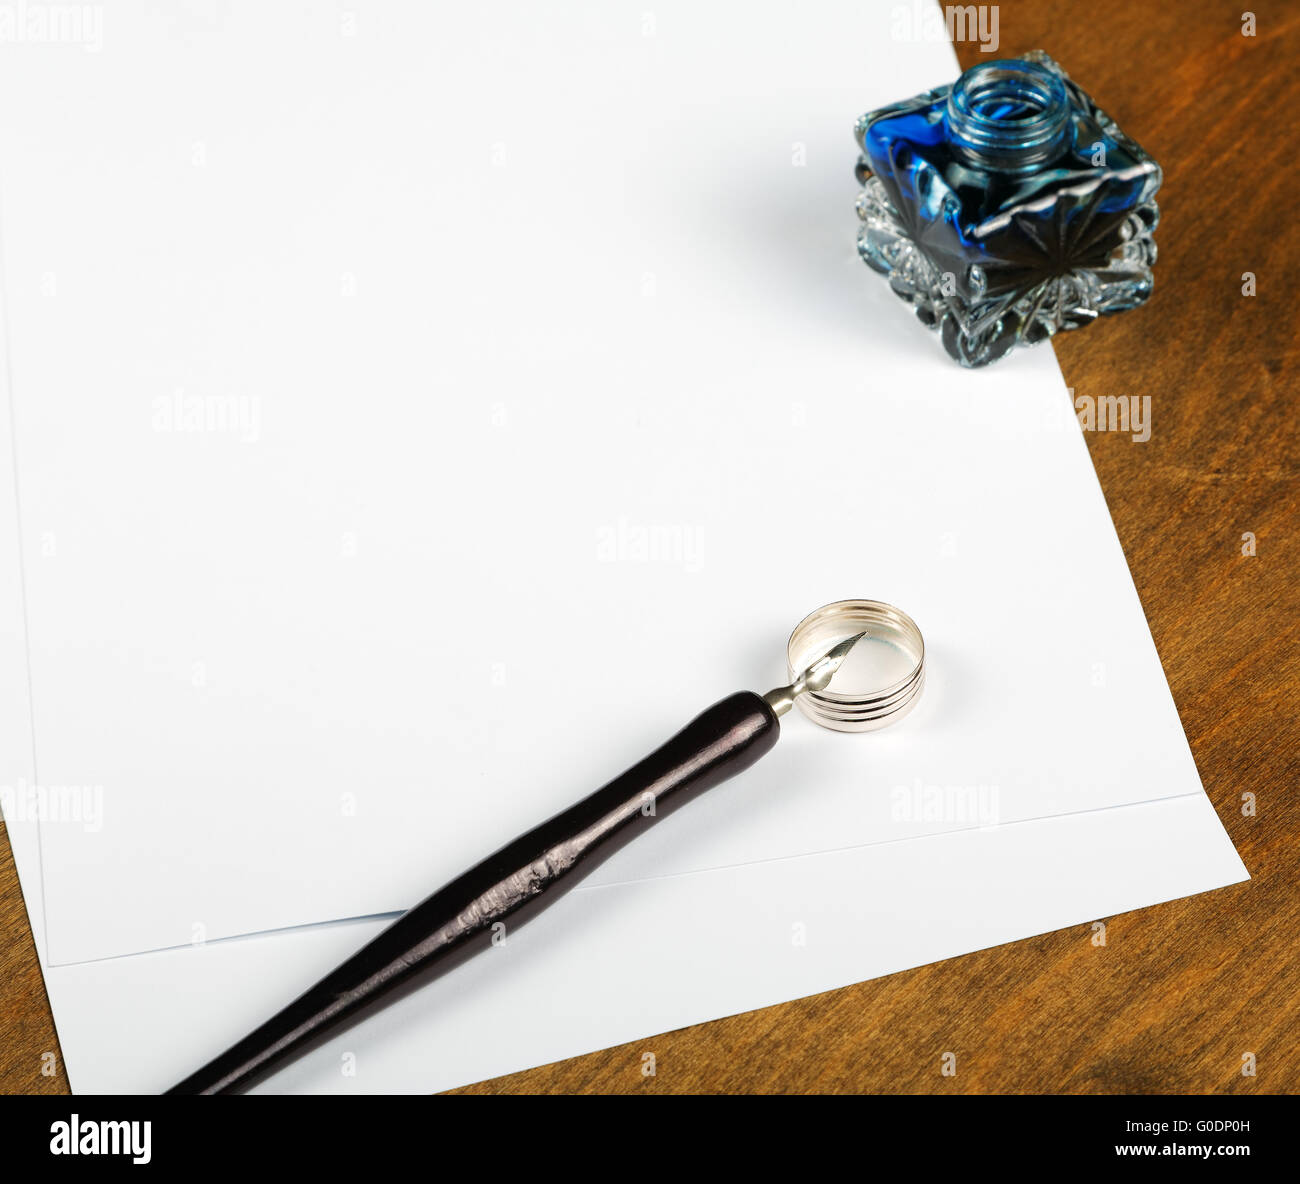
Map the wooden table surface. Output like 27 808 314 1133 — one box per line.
2 0 1296 1095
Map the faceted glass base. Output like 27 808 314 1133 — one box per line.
856 175 1159 367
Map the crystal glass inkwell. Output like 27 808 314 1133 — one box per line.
855 51 1161 367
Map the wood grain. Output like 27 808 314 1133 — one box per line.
2 0 1296 1095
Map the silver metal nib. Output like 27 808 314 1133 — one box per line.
762 631 868 717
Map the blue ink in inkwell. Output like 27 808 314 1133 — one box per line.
855 51 1161 367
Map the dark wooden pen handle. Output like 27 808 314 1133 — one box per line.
166 690 780 1094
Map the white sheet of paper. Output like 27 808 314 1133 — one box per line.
0 2 1220 970
0 3 1249 1096
1 769 1249 1094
